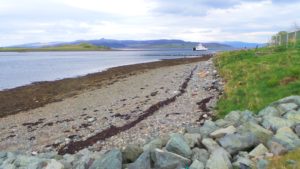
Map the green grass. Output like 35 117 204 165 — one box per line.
214 46 300 117
0 43 110 52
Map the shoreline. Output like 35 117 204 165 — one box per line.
0 55 212 118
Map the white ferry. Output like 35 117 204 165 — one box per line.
193 43 208 51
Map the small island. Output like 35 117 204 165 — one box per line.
0 43 111 52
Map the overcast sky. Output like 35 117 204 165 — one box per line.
1 0 300 46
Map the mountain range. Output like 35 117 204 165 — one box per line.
9 39 265 50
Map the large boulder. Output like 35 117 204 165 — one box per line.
122 145 143 163
224 111 241 126
143 135 170 151
151 149 191 169
258 106 281 117
210 125 236 139
249 144 269 158
184 133 201 148
189 160 204 169
128 150 152 169
201 138 220 153
218 132 258 155
271 96 300 107
262 116 295 131
90 149 122 169
238 122 273 145
165 133 192 158
277 103 298 114
294 124 300 137
269 127 300 151
267 140 288 155
284 110 300 122
206 148 232 169
191 148 209 165
198 121 219 137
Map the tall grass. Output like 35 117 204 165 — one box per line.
214 47 300 117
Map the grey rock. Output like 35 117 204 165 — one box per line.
249 143 269 158
201 138 220 153
143 138 163 151
258 106 281 117
218 132 257 155
122 145 143 163
42 159 65 169
72 151 93 169
238 122 273 145
151 148 191 169
184 133 201 148
165 133 192 158
214 119 233 128
270 127 300 151
206 148 232 169
128 150 152 169
295 124 300 137
232 157 255 169
274 95 300 106
284 110 300 122
191 148 209 165
239 110 258 124
210 125 236 139
277 103 298 114
0 152 6 159
224 111 241 124
267 140 288 155
262 116 295 131
256 159 269 169
90 149 122 169
198 120 219 137
189 160 204 169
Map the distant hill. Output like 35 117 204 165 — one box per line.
0 43 110 52
11 39 232 50
221 41 266 48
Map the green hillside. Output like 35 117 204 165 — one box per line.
0 43 111 52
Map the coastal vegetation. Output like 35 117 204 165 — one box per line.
214 45 300 117
0 43 111 52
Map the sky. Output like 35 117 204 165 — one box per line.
1 0 300 46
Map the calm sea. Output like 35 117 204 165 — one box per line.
0 49 214 90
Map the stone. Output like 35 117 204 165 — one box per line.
122 145 143 163
224 111 241 126
284 110 300 122
210 125 236 139
274 95 300 106
267 140 288 155
143 138 163 151
165 133 192 158
189 160 204 169
206 148 232 169
87 117 96 123
232 157 255 169
239 110 257 124
256 159 269 169
214 119 233 128
0 152 6 159
43 159 64 169
262 116 295 131
295 124 300 137
201 138 220 153
184 133 201 148
258 106 281 117
128 150 152 169
238 122 273 145
198 120 219 137
277 103 298 114
218 132 258 155
249 144 269 158
90 149 122 169
270 127 300 151
151 148 191 169
191 148 209 165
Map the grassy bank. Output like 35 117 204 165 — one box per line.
0 43 110 52
214 46 300 117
